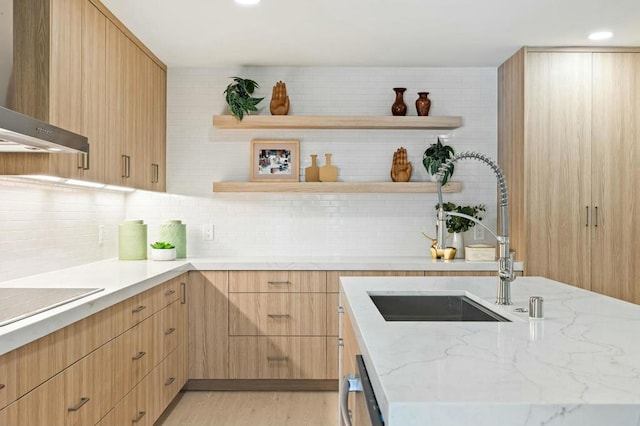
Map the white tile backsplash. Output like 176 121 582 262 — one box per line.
0 66 498 280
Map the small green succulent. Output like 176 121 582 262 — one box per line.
150 241 175 249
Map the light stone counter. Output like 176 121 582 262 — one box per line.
0 256 522 356
340 276 640 425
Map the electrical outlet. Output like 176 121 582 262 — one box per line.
474 225 485 241
202 224 214 241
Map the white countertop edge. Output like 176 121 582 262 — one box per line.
0 256 522 356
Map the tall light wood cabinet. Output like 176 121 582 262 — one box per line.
498 47 640 302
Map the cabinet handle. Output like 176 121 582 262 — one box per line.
594 206 598 227
181 282 186 304
67 397 90 412
164 377 176 386
165 327 176 335
585 206 589 227
132 305 146 313
337 306 344 314
165 289 176 297
267 281 291 286
132 351 146 360
132 411 146 423
121 155 127 178
338 338 344 347
126 155 131 178
267 356 289 361
84 148 90 171
267 314 290 318
0 384 5 390
150 163 155 183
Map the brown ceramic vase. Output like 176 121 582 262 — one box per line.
391 88 407 116
416 92 431 116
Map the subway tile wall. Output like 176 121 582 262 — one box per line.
0 178 125 281
0 66 498 281
127 66 498 258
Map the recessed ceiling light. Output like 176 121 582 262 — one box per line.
588 31 613 41
234 0 260 5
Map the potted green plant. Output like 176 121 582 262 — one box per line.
422 138 455 184
224 77 264 121
149 241 176 261
434 202 486 258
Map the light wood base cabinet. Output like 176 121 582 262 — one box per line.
0 273 188 426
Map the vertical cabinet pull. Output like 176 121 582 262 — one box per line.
121 155 127 178
126 155 131 178
67 397 90 412
132 411 146 423
132 351 146 360
84 148 90 171
586 206 589 227
594 206 598 227
181 282 186 304
164 377 176 386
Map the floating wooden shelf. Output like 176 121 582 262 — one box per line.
212 181 462 194
212 115 462 130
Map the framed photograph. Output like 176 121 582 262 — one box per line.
250 140 300 182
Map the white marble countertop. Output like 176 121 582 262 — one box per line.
340 276 640 426
0 256 522 356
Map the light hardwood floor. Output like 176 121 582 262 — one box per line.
156 391 338 426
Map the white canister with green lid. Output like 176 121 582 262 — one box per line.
119 220 148 260
159 220 187 258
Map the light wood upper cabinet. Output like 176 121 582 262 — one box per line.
498 47 640 302
5 0 167 191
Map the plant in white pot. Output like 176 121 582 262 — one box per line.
434 202 486 258
150 241 176 261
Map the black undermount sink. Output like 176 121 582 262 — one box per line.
370 294 510 322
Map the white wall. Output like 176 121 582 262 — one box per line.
0 66 498 281
127 66 498 258
0 178 125 281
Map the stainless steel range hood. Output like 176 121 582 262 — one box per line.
0 106 89 153
0 1 88 154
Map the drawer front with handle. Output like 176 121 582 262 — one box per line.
0 350 17 410
229 271 326 293
229 336 327 379
229 293 326 336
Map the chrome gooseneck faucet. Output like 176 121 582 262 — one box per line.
435 152 515 305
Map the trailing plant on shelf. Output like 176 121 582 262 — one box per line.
224 77 264 121
422 138 455 184
434 202 486 233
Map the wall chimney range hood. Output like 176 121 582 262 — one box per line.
0 106 89 153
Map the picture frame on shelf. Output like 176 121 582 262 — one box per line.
250 140 300 182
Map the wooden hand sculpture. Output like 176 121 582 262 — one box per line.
391 147 412 182
270 81 290 115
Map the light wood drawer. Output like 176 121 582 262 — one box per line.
229 336 327 379
327 270 424 293
327 292 340 337
155 301 180 360
0 400 17 425
160 349 181 413
326 336 339 380
161 274 185 307
17 327 66 397
229 271 326 293
229 293 326 336
0 350 18 410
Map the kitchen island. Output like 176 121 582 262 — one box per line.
340 276 640 425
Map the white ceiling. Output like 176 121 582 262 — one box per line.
102 0 640 68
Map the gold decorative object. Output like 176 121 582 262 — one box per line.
423 233 456 260
391 147 412 182
305 154 320 182
319 153 338 182
270 81 290 115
